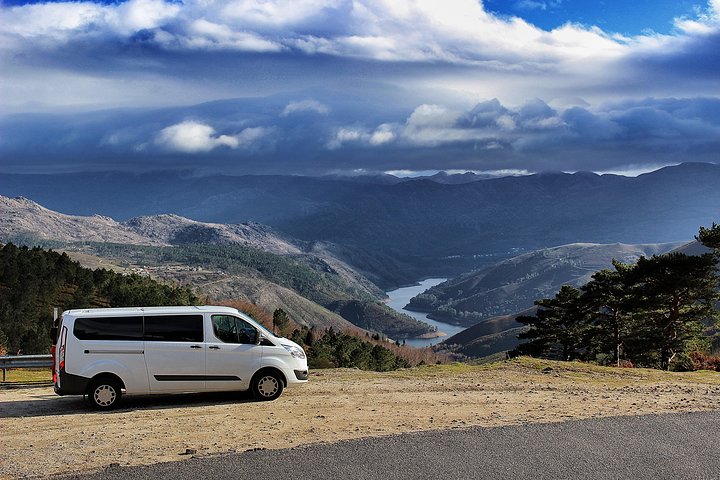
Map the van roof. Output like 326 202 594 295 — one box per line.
62 306 240 317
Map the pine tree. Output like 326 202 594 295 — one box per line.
272 308 290 335
625 253 719 369
516 285 586 360
696 222 720 250
581 264 633 366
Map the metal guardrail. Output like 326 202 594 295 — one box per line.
0 354 53 383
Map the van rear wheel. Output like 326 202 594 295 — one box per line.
251 371 284 401
88 377 122 410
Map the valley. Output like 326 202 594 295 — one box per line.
1 163 718 361
409 242 683 327
385 279 467 348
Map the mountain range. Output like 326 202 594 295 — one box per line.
3 162 719 287
0 196 430 339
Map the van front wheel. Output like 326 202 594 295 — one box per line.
88 377 122 410
251 371 284 401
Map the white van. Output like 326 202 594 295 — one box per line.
51 306 308 409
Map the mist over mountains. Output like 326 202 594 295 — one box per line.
2 162 718 286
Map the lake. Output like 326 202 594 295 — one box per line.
385 278 466 348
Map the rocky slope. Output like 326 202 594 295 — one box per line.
0 195 301 254
0 196 154 245
0 195 428 338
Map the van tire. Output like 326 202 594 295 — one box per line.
88 377 122 410
251 370 284 401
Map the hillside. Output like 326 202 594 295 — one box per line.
438 309 535 359
437 238 720 360
0 243 199 354
3 163 719 284
407 242 681 326
0 195 301 254
0 196 156 246
0 197 431 339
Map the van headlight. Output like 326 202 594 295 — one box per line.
282 344 306 359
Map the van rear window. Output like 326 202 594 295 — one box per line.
74 316 144 341
143 315 203 342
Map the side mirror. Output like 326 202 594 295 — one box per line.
256 332 264 345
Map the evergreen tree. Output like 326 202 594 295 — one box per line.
272 308 290 335
516 285 586 360
621 252 719 369
581 264 633 366
696 222 720 250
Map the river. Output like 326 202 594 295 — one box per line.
385 278 466 348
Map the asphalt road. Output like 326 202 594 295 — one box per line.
66 411 720 480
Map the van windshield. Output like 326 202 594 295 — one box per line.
240 314 277 338
255 322 277 338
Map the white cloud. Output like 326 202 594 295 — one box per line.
369 124 396 145
2 0 720 139
327 123 398 149
325 96 720 158
112 0 180 34
178 19 283 51
154 121 271 153
327 127 367 150
406 104 462 128
0 0 180 41
281 99 330 117
594 163 682 177
3 0 713 64
383 168 534 178
236 126 273 146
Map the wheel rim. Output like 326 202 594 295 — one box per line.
257 375 279 398
94 385 116 407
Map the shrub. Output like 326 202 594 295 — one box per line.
689 351 720 372
668 353 694 372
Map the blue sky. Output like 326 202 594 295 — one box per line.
1 0 719 176
486 0 700 35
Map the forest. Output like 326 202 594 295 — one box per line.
0 244 199 354
513 224 720 370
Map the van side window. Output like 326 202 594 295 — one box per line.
212 315 258 344
144 315 203 342
74 316 143 340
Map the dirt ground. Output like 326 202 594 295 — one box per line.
2 358 720 479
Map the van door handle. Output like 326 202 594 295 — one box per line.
190 345 202 349
209 345 220 350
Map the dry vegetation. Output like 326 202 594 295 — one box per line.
1 358 719 478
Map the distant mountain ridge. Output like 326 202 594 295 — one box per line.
2 162 718 285
0 195 301 254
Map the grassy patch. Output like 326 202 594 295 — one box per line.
1 368 52 383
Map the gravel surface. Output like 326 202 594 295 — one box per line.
64 411 720 480
2 360 719 478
